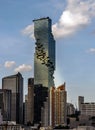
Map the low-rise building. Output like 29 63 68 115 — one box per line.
81 103 95 117
74 126 95 130
0 122 23 130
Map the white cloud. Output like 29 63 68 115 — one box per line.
22 24 34 39
87 48 95 54
52 0 95 38
14 64 32 73
22 0 95 39
5 61 16 68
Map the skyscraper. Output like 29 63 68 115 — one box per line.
49 83 67 126
78 96 84 111
0 89 11 121
2 72 23 124
0 109 3 124
26 78 34 124
24 95 28 125
33 17 56 88
41 97 49 127
34 84 48 124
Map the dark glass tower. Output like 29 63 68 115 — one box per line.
33 17 56 88
27 78 34 124
34 84 48 124
0 89 11 121
2 72 23 124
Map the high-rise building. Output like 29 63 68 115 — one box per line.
33 17 56 88
78 96 84 111
26 78 34 124
24 95 28 125
0 109 3 124
49 83 67 126
67 103 75 116
2 72 23 124
0 89 11 121
41 97 49 127
34 84 48 124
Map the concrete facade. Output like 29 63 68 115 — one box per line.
81 103 95 116
49 83 67 126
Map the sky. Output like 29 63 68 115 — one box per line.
0 0 95 106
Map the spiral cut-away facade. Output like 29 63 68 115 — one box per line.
33 17 55 88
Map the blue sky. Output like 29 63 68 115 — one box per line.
0 0 95 105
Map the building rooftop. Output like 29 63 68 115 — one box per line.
2 72 22 79
81 102 95 104
33 17 51 22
